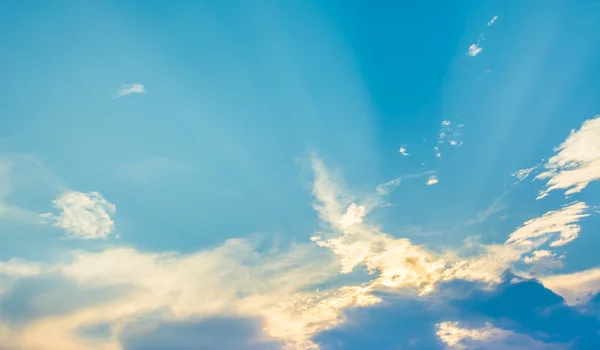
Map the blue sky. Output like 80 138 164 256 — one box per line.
1 1 600 349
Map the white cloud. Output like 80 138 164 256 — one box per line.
536 115 600 199
512 166 538 182
436 321 562 349
427 175 439 185
522 250 564 275
115 83 145 98
398 147 410 156
505 202 588 247
434 146 441 158
339 203 366 229
523 250 553 264
12 238 349 350
44 191 116 239
487 16 498 26
436 322 505 347
541 268 600 305
467 44 482 57
437 120 463 149
376 178 401 195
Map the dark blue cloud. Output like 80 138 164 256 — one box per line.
455 278 600 348
121 317 283 350
315 276 600 349
314 294 446 349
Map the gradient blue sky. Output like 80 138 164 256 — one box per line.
1 1 600 349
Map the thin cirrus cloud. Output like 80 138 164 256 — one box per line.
487 15 498 26
466 194 507 225
115 83 145 98
375 170 437 195
41 191 117 240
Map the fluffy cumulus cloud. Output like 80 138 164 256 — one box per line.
43 191 117 239
536 115 600 199
115 83 145 98
398 146 409 156
1 151 600 349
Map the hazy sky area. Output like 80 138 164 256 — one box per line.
1 1 600 349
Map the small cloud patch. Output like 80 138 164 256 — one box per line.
467 44 482 57
42 191 116 240
115 83 145 98
426 176 439 186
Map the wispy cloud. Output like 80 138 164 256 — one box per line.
506 201 588 247
427 175 439 185
467 44 482 57
398 146 410 156
376 170 437 195
467 195 507 225
487 15 498 26
437 120 463 147
42 191 117 239
512 166 538 182
115 83 145 98
535 115 600 199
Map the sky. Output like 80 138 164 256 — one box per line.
1 1 600 349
